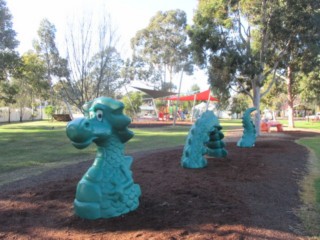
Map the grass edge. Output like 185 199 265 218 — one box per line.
296 137 320 238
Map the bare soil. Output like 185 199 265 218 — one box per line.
0 130 319 240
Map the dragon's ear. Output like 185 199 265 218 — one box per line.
118 129 134 143
82 101 93 118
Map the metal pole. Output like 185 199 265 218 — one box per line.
152 98 158 120
124 85 137 120
173 70 184 126
191 94 196 122
206 89 211 111
63 97 74 120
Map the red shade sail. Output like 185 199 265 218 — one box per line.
165 89 219 102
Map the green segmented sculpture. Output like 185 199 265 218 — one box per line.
237 107 257 147
206 125 228 157
66 97 141 219
181 110 226 168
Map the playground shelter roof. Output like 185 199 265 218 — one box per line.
132 86 177 99
165 89 219 102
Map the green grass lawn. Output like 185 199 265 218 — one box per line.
0 121 191 175
298 137 320 204
126 126 190 152
0 121 96 173
279 119 320 130
2 118 319 177
297 137 320 235
0 119 242 176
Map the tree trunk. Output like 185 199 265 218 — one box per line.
286 66 295 128
40 100 43 120
8 107 11 123
20 107 23 122
31 93 34 121
253 85 261 135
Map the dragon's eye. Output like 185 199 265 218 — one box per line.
96 110 103 122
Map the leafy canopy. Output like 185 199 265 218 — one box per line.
131 9 192 90
0 0 20 81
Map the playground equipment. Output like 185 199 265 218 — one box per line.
181 110 226 168
260 120 283 132
206 125 228 157
66 97 141 219
237 107 257 147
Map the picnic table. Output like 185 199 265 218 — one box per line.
260 120 283 132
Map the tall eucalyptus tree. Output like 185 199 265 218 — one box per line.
188 0 320 131
33 19 69 105
131 9 192 91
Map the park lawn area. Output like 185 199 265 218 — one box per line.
126 126 190 152
279 119 320 130
219 118 243 129
0 121 190 176
127 119 242 151
297 136 320 234
0 121 96 174
0 119 242 176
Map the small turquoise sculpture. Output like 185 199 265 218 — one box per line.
181 110 226 168
237 107 257 147
66 97 141 219
206 126 228 157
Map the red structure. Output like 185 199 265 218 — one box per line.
165 89 219 102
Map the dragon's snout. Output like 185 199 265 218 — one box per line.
66 118 94 149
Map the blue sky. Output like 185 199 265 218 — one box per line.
7 0 209 92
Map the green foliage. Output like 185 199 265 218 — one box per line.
260 74 286 111
300 70 320 106
0 81 18 106
121 91 143 118
19 52 49 93
11 52 50 113
188 0 266 106
32 18 69 114
229 94 250 117
0 0 20 81
33 19 68 79
189 0 320 129
0 0 19 49
44 105 55 119
190 83 200 93
268 1 320 116
131 9 192 90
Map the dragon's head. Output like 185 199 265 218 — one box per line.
66 97 134 149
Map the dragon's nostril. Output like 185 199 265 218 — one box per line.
84 121 90 128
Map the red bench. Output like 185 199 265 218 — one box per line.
260 121 283 132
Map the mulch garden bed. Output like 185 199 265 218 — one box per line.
0 130 319 239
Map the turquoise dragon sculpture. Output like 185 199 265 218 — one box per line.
66 97 141 219
181 110 227 168
206 125 228 158
237 107 257 147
